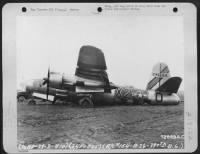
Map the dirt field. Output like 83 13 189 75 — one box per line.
17 102 184 149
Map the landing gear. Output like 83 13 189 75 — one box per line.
52 98 57 104
138 98 144 105
28 99 36 105
78 97 94 107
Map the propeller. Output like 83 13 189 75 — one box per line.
42 67 50 100
47 67 50 100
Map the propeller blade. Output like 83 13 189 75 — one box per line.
42 78 47 85
46 67 50 100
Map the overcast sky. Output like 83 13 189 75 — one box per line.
16 15 184 90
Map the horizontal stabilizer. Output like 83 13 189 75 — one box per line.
156 77 182 93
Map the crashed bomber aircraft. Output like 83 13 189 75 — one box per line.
20 45 182 106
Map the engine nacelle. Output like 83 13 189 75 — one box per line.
49 73 63 89
49 73 76 90
147 90 180 105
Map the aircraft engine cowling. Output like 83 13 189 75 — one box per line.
49 73 63 89
147 90 180 105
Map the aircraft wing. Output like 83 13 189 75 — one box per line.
156 77 182 93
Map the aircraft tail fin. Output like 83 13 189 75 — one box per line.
146 62 171 90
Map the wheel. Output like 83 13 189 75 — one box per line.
28 99 36 105
52 98 57 104
18 96 26 103
138 98 144 105
78 97 94 107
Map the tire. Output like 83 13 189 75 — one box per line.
28 99 36 105
18 96 26 103
78 97 94 107
52 98 57 104
138 98 144 105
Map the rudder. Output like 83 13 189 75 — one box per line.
146 62 171 90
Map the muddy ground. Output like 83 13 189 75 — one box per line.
17 101 184 149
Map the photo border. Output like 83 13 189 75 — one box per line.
1 0 199 154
